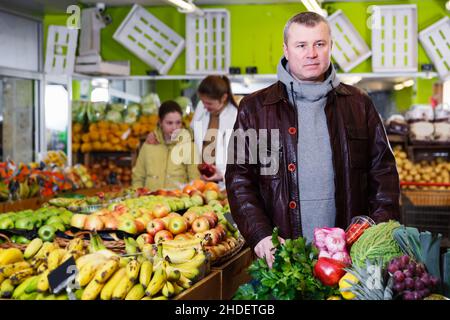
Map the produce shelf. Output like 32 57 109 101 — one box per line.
174 270 221 300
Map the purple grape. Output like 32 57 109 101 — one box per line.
420 274 431 287
430 276 439 287
416 264 426 277
407 262 416 274
421 288 431 298
405 277 415 289
415 279 425 290
403 270 413 278
400 255 410 266
403 291 414 300
394 282 405 292
394 270 405 282
412 291 422 300
388 263 399 274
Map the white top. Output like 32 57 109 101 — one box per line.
190 101 238 179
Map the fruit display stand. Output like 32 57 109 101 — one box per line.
0 186 116 213
174 270 222 300
211 247 255 300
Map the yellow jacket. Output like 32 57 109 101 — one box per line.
132 127 201 191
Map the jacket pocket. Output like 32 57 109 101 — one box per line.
346 127 369 169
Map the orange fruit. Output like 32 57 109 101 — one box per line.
183 185 198 195
204 182 220 193
192 179 206 192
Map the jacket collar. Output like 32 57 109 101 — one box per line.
263 81 352 106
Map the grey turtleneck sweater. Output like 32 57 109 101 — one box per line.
277 57 340 243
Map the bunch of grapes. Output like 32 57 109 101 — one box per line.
387 255 439 300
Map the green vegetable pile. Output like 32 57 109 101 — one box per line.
233 228 338 300
350 220 403 268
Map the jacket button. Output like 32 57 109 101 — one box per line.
288 127 297 135
289 201 297 209
288 163 296 172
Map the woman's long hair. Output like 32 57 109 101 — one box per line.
197 75 238 108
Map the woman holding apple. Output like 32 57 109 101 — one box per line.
146 75 238 185
132 101 200 191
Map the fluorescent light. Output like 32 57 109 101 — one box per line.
301 0 328 17
402 79 415 87
394 83 405 91
340 76 362 85
165 0 204 15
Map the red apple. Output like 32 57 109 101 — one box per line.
202 211 218 228
204 229 221 245
215 224 226 240
71 214 87 229
84 215 104 231
134 220 146 234
192 217 210 233
168 212 181 218
136 233 154 248
168 217 188 235
152 204 170 218
114 204 128 215
103 216 118 230
198 163 216 177
174 233 192 241
146 219 166 236
183 211 199 227
154 230 173 243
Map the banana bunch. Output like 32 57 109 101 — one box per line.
0 238 86 299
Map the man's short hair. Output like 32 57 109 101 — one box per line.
283 11 331 44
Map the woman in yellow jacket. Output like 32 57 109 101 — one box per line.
132 100 200 191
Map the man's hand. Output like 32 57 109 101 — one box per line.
254 235 285 269
201 165 223 182
145 132 158 145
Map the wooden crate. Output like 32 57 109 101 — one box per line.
174 270 221 300
211 247 255 300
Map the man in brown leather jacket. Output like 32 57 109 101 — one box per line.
225 12 400 267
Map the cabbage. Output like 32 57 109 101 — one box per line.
105 110 123 123
110 103 126 113
72 101 87 123
141 93 160 115
127 104 141 117
124 114 137 124
174 96 193 115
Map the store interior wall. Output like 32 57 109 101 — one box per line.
43 1 450 108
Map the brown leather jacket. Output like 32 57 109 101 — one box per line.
225 81 400 248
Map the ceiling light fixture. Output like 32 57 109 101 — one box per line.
301 0 328 17
402 79 415 87
165 0 204 16
394 83 405 91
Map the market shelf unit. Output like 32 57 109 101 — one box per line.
82 151 137 187
406 144 450 163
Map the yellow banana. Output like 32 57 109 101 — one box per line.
165 265 181 282
126 259 141 282
139 260 153 288
0 279 15 298
100 268 126 300
176 274 193 289
174 252 207 270
112 276 134 300
172 282 184 295
163 247 197 264
0 261 31 277
37 270 50 293
161 281 175 298
66 238 84 252
12 275 36 299
0 274 4 285
0 248 24 265
30 256 46 269
37 261 48 274
34 242 57 259
47 249 67 271
141 296 152 300
125 283 146 300
24 274 40 294
94 258 119 284
77 260 104 287
24 238 43 259
161 238 202 250
152 295 168 300
82 279 105 300
10 268 35 285
145 265 166 297
75 253 106 270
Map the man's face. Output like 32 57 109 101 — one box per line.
283 21 332 82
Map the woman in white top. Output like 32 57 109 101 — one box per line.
146 75 238 185
192 75 238 183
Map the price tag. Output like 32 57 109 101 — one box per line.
48 256 78 296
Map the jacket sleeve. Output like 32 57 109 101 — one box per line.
225 102 274 249
187 141 201 182
365 95 400 222
132 145 147 188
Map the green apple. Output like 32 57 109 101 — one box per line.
58 215 72 225
38 225 56 242
50 222 66 232
14 217 35 230
14 236 31 244
204 190 219 202
117 218 137 234
0 217 14 229
190 194 204 206
46 216 64 226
